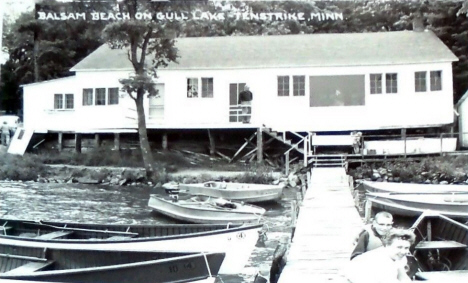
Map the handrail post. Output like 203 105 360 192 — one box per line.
440 133 444 156
285 152 290 175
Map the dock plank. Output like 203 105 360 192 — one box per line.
278 167 363 283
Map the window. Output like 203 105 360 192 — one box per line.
278 76 289 96
385 73 398 93
83 88 93 106
95 88 106 105
415 71 427 92
293 76 305 96
108 88 119 105
430 71 442 91
54 94 63 109
65 94 74 109
201 78 213 98
370 74 382 94
187 78 199 98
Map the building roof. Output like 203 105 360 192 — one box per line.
70 30 458 72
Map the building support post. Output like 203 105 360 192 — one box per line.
114 133 120 151
401 128 407 158
162 132 168 151
95 134 100 148
256 127 263 164
75 133 82 153
440 133 444 156
207 129 215 156
58 133 63 152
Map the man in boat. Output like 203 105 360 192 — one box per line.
344 228 415 283
351 211 393 260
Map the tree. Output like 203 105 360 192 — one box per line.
102 0 179 180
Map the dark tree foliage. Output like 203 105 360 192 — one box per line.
0 0 112 113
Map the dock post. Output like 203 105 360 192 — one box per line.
257 127 263 164
58 133 63 152
364 200 373 223
162 132 168 151
114 133 120 151
285 153 290 175
75 133 82 153
94 133 100 148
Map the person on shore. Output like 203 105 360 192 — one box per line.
344 228 415 283
1 121 10 147
238 85 253 123
351 211 394 260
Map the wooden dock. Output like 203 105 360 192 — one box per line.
278 167 363 283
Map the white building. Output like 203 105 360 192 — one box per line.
23 30 458 136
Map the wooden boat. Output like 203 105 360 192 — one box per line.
0 244 224 283
163 181 284 203
408 212 468 282
366 192 468 218
0 218 262 275
360 180 468 194
148 194 266 225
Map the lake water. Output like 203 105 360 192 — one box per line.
0 181 299 283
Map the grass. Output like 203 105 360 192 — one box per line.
0 154 47 181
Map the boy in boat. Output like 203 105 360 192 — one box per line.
344 228 415 283
351 211 393 259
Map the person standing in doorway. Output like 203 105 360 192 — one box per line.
1 121 11 147
238 85 253 123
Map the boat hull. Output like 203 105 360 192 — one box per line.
361 181 468 194
0 219 262 275
177 182 284 203
148 195 265 225
366 192 468 218
0 245 224 283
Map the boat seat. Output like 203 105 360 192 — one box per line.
415 240 467 250
3 260 55 275
36 230 74 240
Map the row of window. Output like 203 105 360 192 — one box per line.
54 71 443 109
185 71 441 99
83 88 119 106
187 78 213 98
54 88 120 109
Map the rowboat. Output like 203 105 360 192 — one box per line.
409 211 468 282
163 181 284 203
366 192 468 218
0 218 262 275
360 180 468 194
148 194 266 225
0 244 224 283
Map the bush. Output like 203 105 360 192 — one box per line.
0 153 47 181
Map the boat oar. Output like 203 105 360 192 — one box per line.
23 221 139 237
0 253 48 262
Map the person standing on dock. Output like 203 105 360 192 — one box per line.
344 228 415 283
351 211 394 260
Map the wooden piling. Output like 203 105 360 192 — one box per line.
75 133 82 153
58 133 63 152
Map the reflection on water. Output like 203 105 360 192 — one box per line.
0 181 297 283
